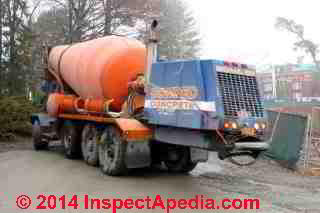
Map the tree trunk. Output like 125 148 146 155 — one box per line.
310 51 320 72
68 0 73 43
103 0 112 35
0 0 2 68
8 0 19 95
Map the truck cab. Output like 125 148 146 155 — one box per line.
145 59 269 161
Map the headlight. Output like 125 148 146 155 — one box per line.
224 122 238 129
231 122 237 129
261 123 267 129
254 123 260 130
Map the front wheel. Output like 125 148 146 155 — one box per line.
99 126 127 176
164 145 197 173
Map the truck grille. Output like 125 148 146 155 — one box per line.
217 72 264 118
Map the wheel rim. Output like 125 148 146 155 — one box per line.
165 147 185 168
63 128 72 155
100 128 119 170
32 122 41 143
164 146 197 173
106 130 116 161
82 125 98 163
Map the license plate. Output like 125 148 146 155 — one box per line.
241 128 256 136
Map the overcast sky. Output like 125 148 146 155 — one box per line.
185 0 320 66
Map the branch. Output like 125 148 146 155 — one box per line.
48 0 66 8
275 17 320 70
28 0 43 26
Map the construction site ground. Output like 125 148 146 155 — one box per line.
0 138 319 213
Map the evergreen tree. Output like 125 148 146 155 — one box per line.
158 0 201 60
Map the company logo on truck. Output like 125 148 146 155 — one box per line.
145 87 216 112
147 86 199 100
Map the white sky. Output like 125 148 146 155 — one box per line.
185 0 320 66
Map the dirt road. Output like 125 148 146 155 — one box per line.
0 141 319 213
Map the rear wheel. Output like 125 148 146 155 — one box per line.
81 124 99 166
164 145 197 173
62 121 82 159
32 121 48 151
99 126 127 176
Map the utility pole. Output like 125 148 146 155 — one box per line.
272 65 277 98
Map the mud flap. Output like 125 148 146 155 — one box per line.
125 141 151 169
111 119 153 169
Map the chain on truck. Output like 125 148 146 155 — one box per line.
31 20 269 176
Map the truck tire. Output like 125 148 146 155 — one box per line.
164 146 197 173
32 121 48 151
62 121 82 159
99 126 127 176
81 124 99 166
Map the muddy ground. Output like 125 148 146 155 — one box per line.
0 138 319 213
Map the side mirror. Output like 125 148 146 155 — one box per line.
149 20 159 42
151 20 158 31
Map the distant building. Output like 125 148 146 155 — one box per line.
257 64 320 101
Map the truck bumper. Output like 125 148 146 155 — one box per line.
233 142 270 151
217 141 270 161
153 126 270 152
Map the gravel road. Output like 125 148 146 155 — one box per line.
0 139 319 213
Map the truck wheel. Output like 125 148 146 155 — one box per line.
62 121 82 159
32 121 48 151
99 126 127 176
164 146 197 173
81 124 99 166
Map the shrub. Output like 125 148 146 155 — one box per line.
0 96 38 140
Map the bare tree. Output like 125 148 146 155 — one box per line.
2 0 29 95
97 0 159 36
0 0 42 95
48 0 100 43
35 0 160 44
28 0 160 95
276 17 320 71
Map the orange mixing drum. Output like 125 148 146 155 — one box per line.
48 36 146 112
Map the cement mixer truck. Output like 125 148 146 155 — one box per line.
31 21 269 176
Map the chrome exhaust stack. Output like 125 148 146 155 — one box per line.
145 20 159 85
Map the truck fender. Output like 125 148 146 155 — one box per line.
113 118 153 169
31 113 57 126
114 118 153 142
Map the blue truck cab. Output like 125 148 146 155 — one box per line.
145 59 269 159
